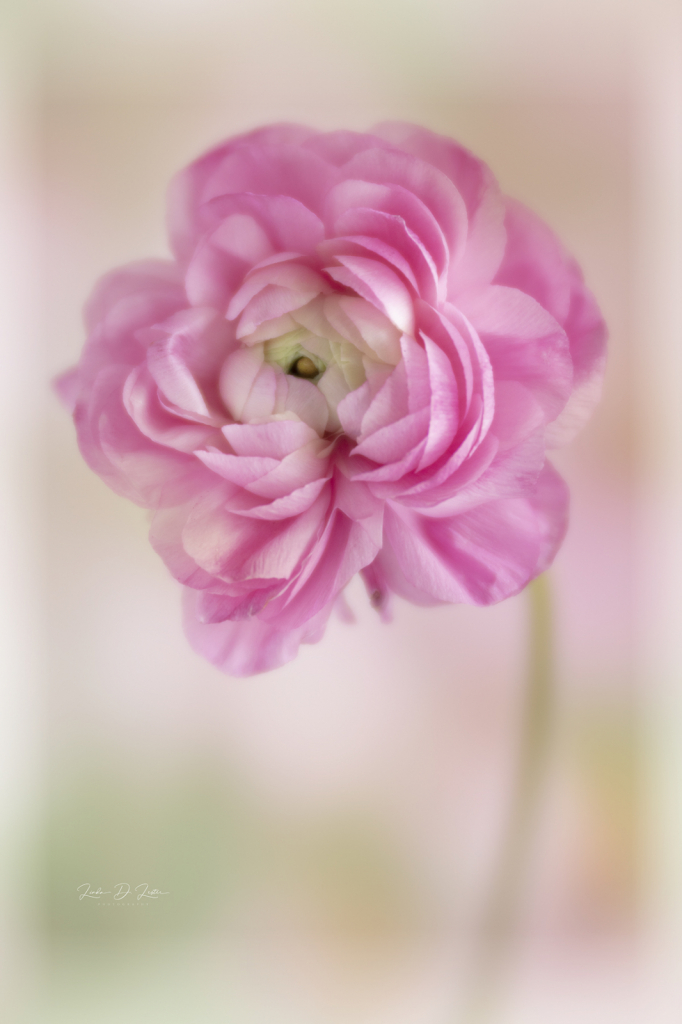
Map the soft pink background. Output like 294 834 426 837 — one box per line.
1 1 681 1021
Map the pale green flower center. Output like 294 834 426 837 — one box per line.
237 297 401 431
259 326 369 430
263 329 327 380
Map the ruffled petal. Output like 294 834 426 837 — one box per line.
75 366 215 508
377 461 568 606
457 285 572 423
494 199 607 446
167 124 322 263
340 147 468 272
182 587 333 676
373 122 506 293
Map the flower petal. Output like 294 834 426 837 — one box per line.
182 587 333 676
377 462 568 605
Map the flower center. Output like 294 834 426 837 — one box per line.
290 355 318 379
225 297 402 434
262 328 328 380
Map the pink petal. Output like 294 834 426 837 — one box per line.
341 147 468 271
457 285 572 422
205 192 325 257
219 352 278 423
222 419 320 458
494 200 606 446
325 179 449 281
53 367 80 413
324 295 402 365
354 407 430 465
195 586 277 624
184 236 251 311
146 333 211 420
76 365 215 508
197 439 328 499
280 375 329 435
331 206 440 300
412 430 544 517
202 143 338 217
196 449 280 486
400 334 431 414
325 255 415 335
225 478 330 520
320 235 419 292
181 486 329 580
83 260 184 336
336 380 373 439
417 333 460 470
123 365 218 452
358 359 409 439
489 380 546 453
377 461 567 605
304 129 392 166
182 587 333 676
167 124 321 263
373 122 506 292
150 502 223 589
261 509 379 630
226 261 329 336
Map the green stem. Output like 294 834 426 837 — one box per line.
460 572 554 1024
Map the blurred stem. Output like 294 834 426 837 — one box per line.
460 572 554 1024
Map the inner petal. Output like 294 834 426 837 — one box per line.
226 290 409 435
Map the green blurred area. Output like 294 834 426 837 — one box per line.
38 755 432 1022
33 692 640 1022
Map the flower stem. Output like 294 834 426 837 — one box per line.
459 572 554 1024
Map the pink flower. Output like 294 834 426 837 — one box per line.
57 123 606 676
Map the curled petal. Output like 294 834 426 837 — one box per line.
325 179 450 282
204 192 325 258
326 256 415 335
377 462 568 606
197 441 329 501
183 587 333 676
168 125 327 262
123 365 218 453
340 147 468 272
457 285 572 423
372 122 506 292
228 262 331 337
222 418 320 457
493 199 607 446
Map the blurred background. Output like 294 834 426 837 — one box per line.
1 0 681 1021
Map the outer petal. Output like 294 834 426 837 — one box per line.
494 199 607 446
182 587 333 676
339 147 468 273
262 515 379 631
202 143 337 215
83 260 185 338
69 260 186 406
376 462 568 606
456 286 572 424
167 124 320 263
372 122 507 292
201 192 325 259
75 366 216 508
304 129 393 167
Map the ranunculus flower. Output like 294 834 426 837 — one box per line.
57 123 606 676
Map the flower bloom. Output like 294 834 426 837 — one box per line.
57 123 606 675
